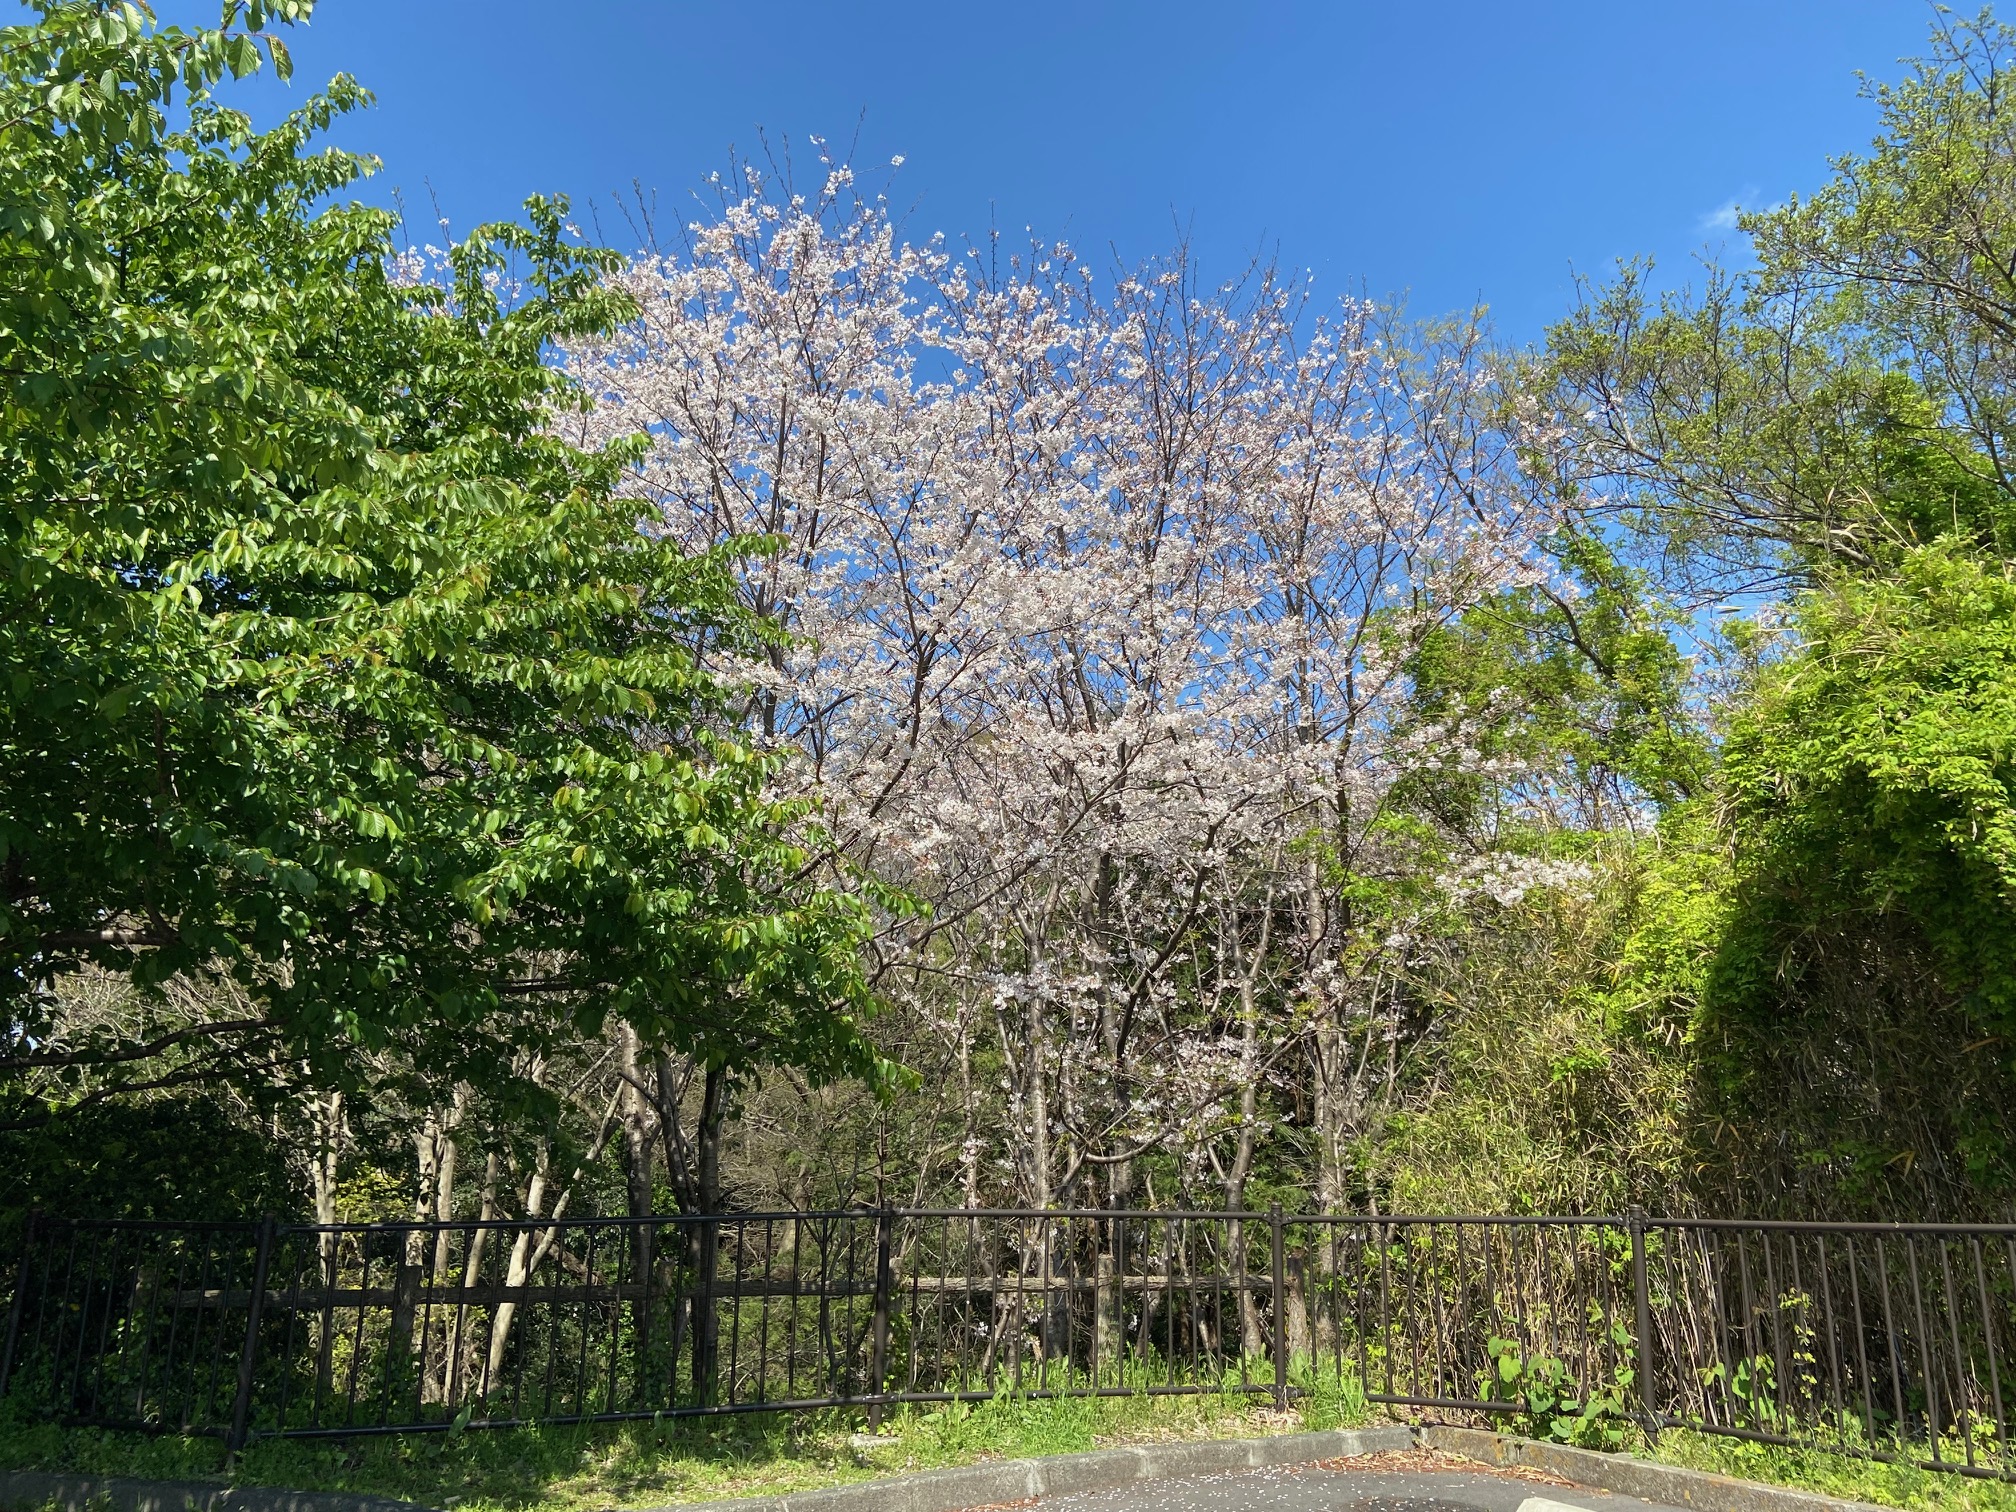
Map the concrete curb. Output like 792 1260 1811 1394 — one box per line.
0 1473 429 1512
1416 1425 1890 1512
651 1425 1416 1511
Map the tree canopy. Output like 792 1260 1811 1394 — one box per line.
15 2 2016 1231
0 0 882 1123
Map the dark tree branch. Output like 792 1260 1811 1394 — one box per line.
38 926 181 950
1 1016 271 1072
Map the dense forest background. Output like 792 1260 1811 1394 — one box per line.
10 3 2016 1231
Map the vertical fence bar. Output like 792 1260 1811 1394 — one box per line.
1907 1238 1941 1463
1816 1233 1845 1448
694 1214 720 1407
1973 1237 2008 1462
865 1207 895 1430
0 1210 37 1402
225 1216 278 1459
1629 1208 1657 1434
1269 1203 1288 1410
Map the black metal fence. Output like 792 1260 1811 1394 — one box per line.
3 1209 2014 1482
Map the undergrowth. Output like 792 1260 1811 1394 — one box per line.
1638 1427 2016 1511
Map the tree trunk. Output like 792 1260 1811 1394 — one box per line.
422 1091 463 1402
1223 895 1272 1358
688 1064 729 1403
484 1144 551 1387
616 1027 658 1283
447 1151 498 1403
393 1112 440 1384
309 1089 343 1401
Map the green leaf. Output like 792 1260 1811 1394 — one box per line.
0 0 880 1109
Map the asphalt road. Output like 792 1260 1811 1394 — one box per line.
1014 1466 1691 1512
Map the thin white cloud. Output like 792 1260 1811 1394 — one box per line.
1698 185 1760 234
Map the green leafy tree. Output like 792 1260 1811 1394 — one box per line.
1522 9 2016 1214
0 1 881 1119
1403 529 1707 827
1550 13 2016 597
1718 545 2016 1029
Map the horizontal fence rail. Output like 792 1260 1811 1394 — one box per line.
3 1209 2014 1481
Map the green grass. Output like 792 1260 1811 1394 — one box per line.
0 1379 1368 1512
26 1383 2016 1511
1637 1427 2016 1511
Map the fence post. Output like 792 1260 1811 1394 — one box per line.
1269 1202 1288 1411
226 1216 278 1460
865 1206 896 1431
1627 1205 1657 1437
0 1210 39 1402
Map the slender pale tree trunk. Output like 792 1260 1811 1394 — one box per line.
483 1085 619 1385
419 1090 465 1402
447 1151 498 1403
308 1089 344 1400
1222 886 1274 1357
484 1146 551 1387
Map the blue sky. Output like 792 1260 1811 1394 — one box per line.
211 0 1933 343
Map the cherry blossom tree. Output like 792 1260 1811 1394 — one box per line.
558 155 1570 1217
